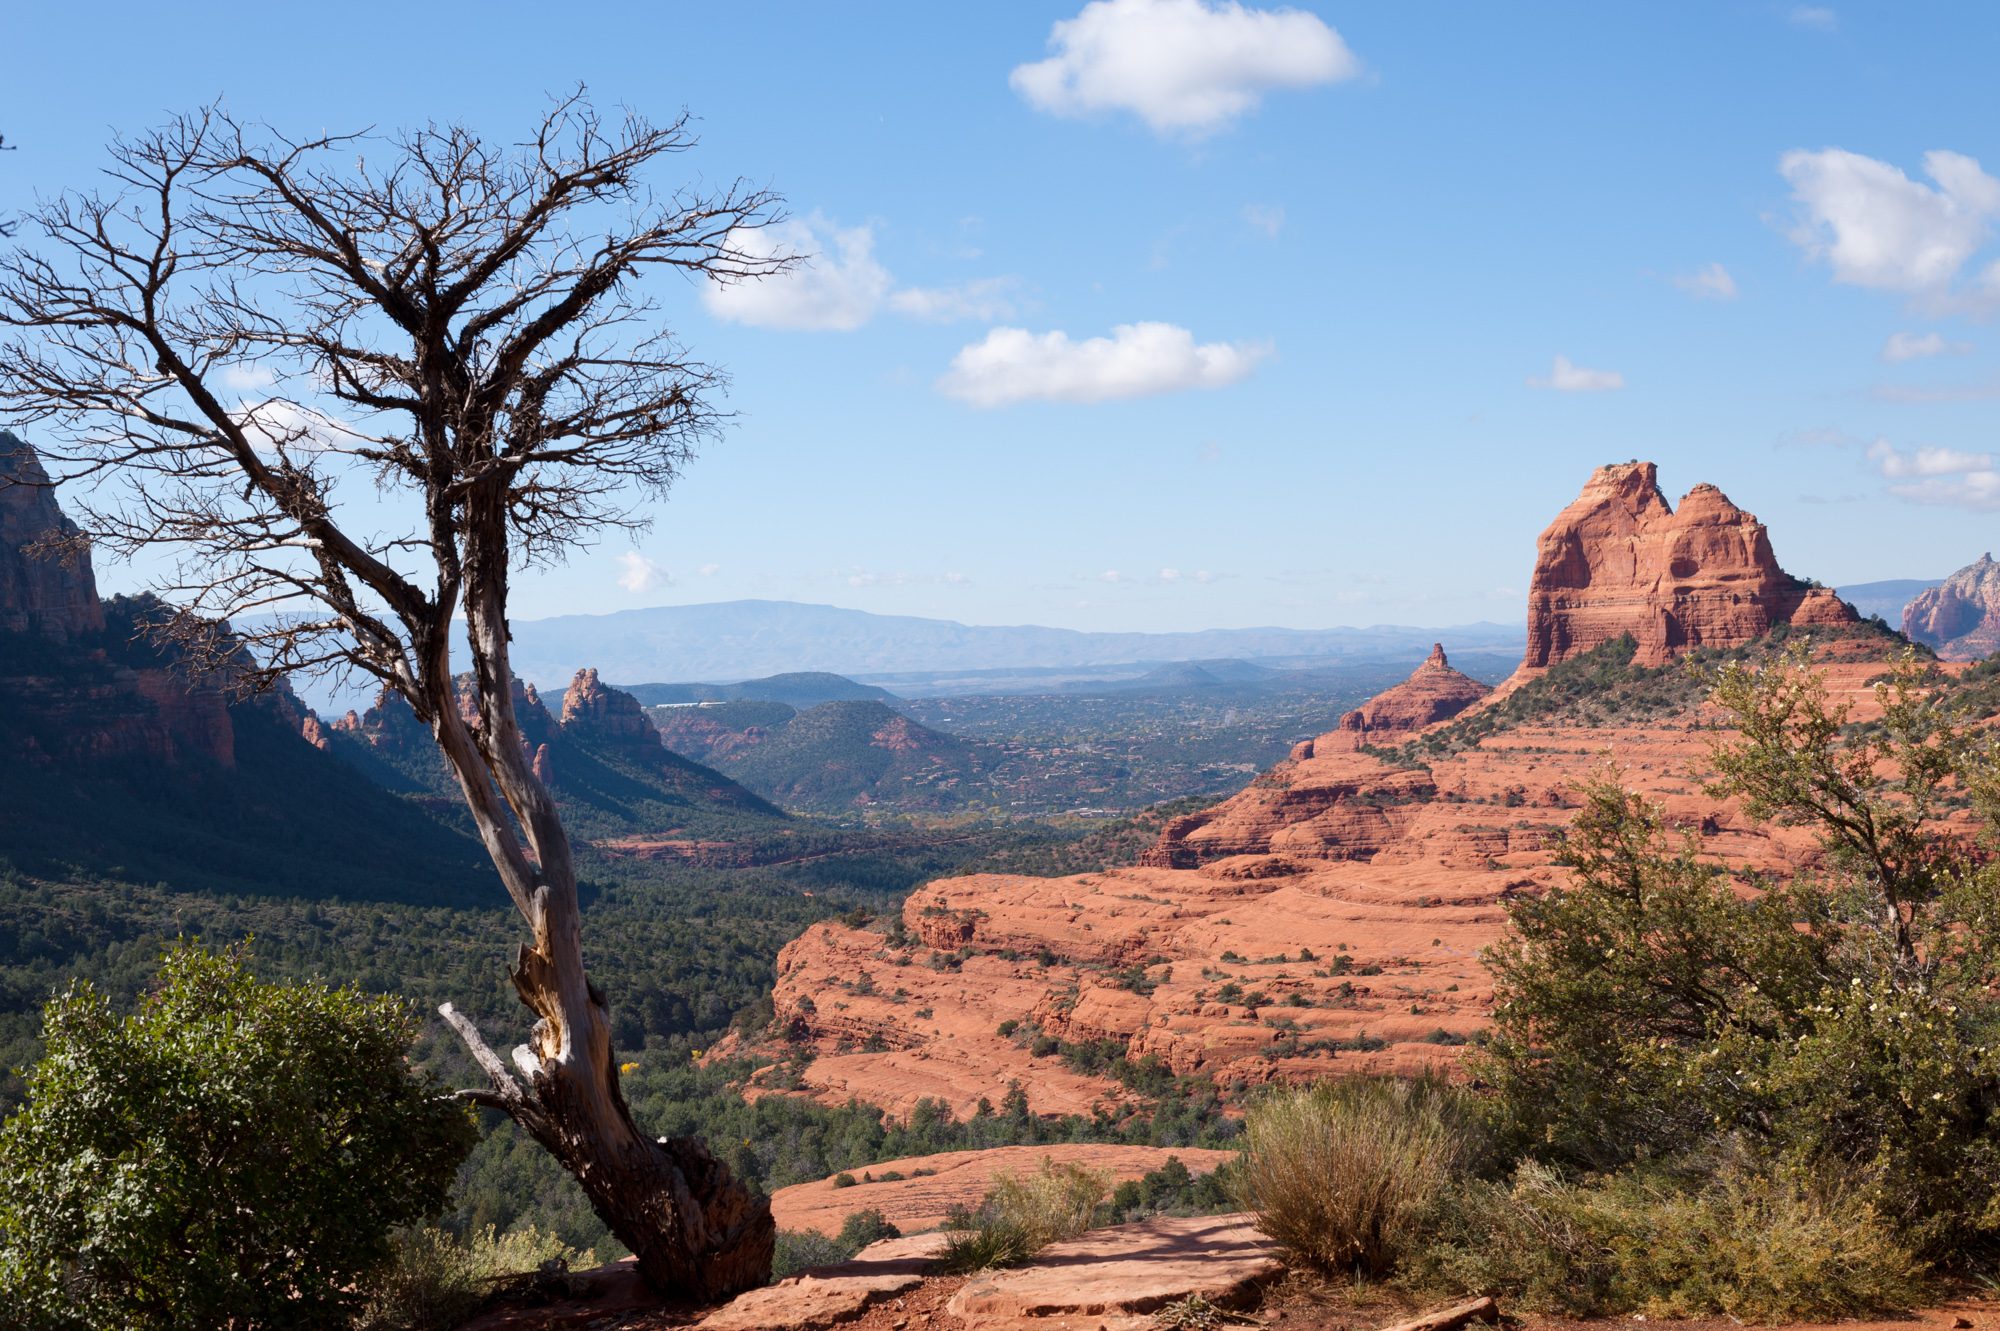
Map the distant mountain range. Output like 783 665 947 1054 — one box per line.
507 599 1529 694
626 671 898 709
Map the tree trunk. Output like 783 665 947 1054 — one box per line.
441 990 773 1302
434 561 774 1302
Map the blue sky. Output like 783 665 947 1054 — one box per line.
6 1 2000 633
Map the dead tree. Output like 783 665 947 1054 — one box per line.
0 97 791 1301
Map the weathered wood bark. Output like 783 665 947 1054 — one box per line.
429 510 774 1301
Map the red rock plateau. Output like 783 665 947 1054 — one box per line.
1519 461 1853 673
768 1144 1236 1237
749 463 1901 1121
1905 553 2000 661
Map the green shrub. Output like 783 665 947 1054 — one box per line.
769 1208 902 1281
1408 1155 1925 1321
1475 651 2000 1259
1235 1075 1476 1278
0 945 475 1331
357 1225 595 1331
937 1157 1111 1273
770 1229 850 1280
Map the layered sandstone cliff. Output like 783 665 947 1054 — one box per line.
1904 554 2000 661
1520 462 1854 671
0 431 103 643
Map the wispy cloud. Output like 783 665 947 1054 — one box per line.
616 552 668 594
1242 203 1286 238
1672 262 1738 300
704 214 1014 331
886 277 1021 323
1011 0 1361 137
1880 330 1973 363
1527 354 1625 392
1789 6 1838 31
1868 438 2000 509
939 321 1271 407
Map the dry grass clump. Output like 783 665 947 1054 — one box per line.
1235 1075 1474 1278
936 1156 1112 1273
356 1225 594 1331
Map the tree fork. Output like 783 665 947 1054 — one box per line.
440 999 774 1300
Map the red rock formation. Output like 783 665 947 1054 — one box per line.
1904 554 2000 661
561 667 659 747
1520 462 1854 671
1336 644 1490 741
750 463 1894 1121
0 432 104 643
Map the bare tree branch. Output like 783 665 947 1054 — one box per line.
0 93 792 1301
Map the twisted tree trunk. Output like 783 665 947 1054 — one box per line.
433 535 772 1301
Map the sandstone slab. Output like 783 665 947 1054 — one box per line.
945 1213 1279 1323
697 1233 945 1330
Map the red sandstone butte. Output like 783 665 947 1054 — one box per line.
1335 644 1490 744
1519 461 1854 672
1905 553 2000 662
747 462 1903 1122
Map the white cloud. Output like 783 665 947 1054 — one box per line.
1780 148 2000 292
1526 355 1624 393
1099 570 1125 583
616 552 668 594
1242 203 1286 237
1880 330 1973 363
696 562 722 577
220 363 278 392
1672 262 1738 300
234 398 366 455
1866 438 1994 478
1010 0 1361 137
1868 439 2000 509
702 215 891 331
1789 6 1838 30
887 277 1020 322
704 215 1016 331
939 321 1270 407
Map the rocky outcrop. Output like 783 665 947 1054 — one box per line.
0 432 103 643
1521 462 1854 670
1336 644 1490 740
561 666 657 746
1905 553 2000 661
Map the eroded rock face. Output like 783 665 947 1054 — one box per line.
1521 462 1854 670
0 432 103 643
1336 644 1491 741
1905 554 2000 661
561 667 655 742
745 464 1892 1122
